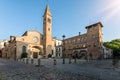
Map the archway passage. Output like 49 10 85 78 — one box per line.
32 46 43 58
73 51 79 58
33 52 38 58
79 50 87 59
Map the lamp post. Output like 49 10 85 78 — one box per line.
14 45 16 61
69 50 72 64
62 35 65 64
74 48 76 64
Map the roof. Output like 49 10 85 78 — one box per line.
85 22 103 29
43 5 52 17
22 30 42 36
64 33 87 41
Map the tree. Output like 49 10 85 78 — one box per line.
21 53 28 58
103 39 120 58
48 54 52 58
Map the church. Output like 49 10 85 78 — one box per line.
3 5 58 59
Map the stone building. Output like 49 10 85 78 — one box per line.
7 31 43 59
103 46 113 59
5 5 57 59
43 5 56 58
2 5 104 60
55 39 62 58
63 22 103 59
0 40 8 58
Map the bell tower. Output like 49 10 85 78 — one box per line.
43 5 52 58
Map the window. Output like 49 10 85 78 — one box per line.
81 37 84 41
84 38 86 41
33 36 38 43
93 43 97 47
73 39 75 43
59 48 61 51
65 41 67 44
22 46 26 53
83 44 86 47
48 28 50 31
94 26 97 30
92 35 96 39
77 38 80 42
69 41 71 43
52 50 54 55
48 18 51 23
89 28 92 32
41 37 43 40
44 18 46 23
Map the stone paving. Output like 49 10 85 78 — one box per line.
40 59 120 80
0 58 99 80
0 58 120 80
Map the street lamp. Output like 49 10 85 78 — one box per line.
14 45 17 60
62 35 65 64
69 49 72 64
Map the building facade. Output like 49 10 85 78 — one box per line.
2 5 57 60
0 40 8 58
63 22 103 59
7 31 43 59
1 5 105 60
43 5 56 58
103 46 113 59
55 39 62 58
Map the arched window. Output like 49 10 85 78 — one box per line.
22 46 26 53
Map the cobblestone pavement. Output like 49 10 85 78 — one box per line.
0 58 120 80
0 58 99 80
41 59 120 80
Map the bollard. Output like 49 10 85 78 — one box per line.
38 58 41 66
69 58 71 64
31 59 33 64
69 54 71 64
23 58 24 62
74 58 76 64
26 58 28 64
54 59 56 65
63 58 65 64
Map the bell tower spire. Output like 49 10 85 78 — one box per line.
43 5 52 17
43 5 52 58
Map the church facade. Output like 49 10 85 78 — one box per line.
3 5 57 59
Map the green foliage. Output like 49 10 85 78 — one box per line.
104 39 120 57
104 39 120 49
48 54 52 58
21 53 28 58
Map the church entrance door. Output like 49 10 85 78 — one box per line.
33 52 38 58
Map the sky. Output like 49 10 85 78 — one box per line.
0 0 120 41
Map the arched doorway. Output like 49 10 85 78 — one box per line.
22 46 26 53
21 46 27 58
32 46 42 58
73 51 79 58
79 50 87 59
